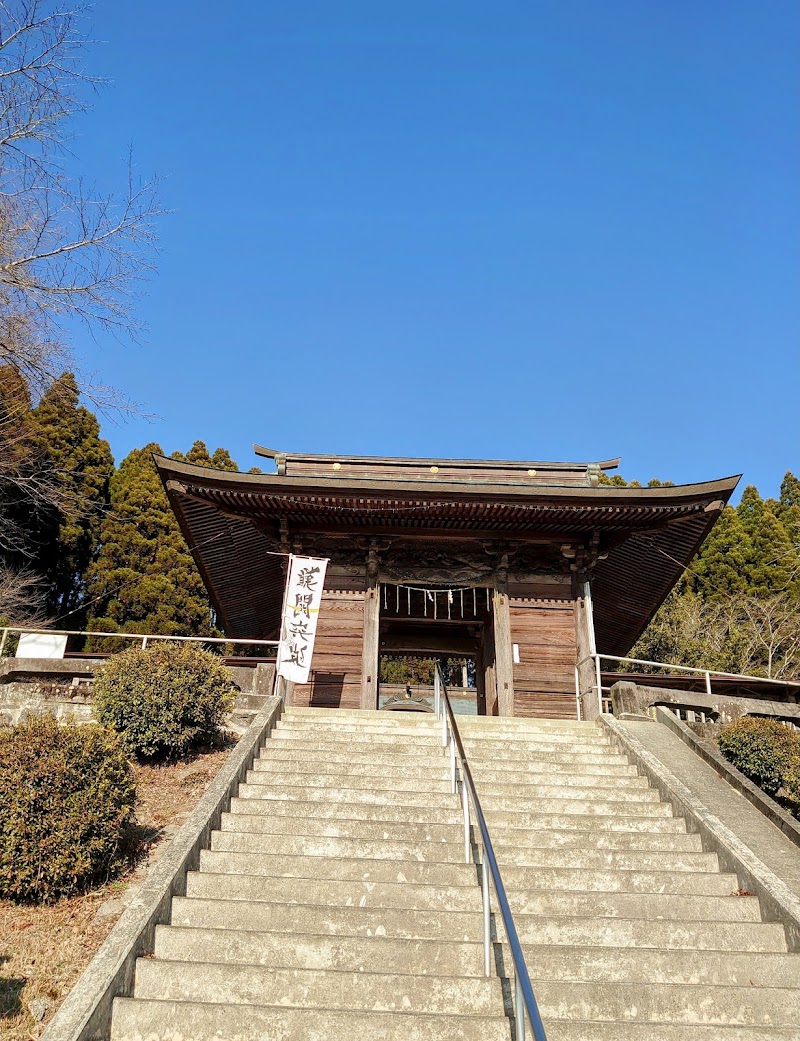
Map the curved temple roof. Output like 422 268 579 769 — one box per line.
154 452 740 656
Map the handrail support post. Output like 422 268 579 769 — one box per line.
594 653 602 715
462 777 470 863
515 974 525 1041
482 856 491 977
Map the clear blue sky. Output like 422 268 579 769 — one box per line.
69 1 798 498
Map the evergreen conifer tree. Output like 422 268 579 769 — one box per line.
690 506 753 599
85 444 215 637
737 485 799 596
85 441 241 639
27 374 115 619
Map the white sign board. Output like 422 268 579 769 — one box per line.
276 554 329 685
17 633 68 659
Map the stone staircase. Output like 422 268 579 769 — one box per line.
111 708 800 1040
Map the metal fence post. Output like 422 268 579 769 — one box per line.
705 671 712 696
0 628 7 657
482 856 491 977
515 974 525 1041
594 654 602 715
462 779 470 864
574 664 581 721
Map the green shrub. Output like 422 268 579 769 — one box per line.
718 716 800 798
93 643 235 759
0 715 135 903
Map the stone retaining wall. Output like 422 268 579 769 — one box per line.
0 657 276 727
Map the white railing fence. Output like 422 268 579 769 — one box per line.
575 652 800 718
0 625 278 659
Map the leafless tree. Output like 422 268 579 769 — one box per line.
734 594 800 680
0 3 160 613
0 563 48 623
0 0 161 397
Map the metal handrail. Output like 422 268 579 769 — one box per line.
575 651 800 717
434 663 547 1041
0 625 279 657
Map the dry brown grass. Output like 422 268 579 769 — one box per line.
0 739 235 1039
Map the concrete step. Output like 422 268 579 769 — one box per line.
184 872 760 923
482 814 688 834
211 830 717 871
242 770 661 803
217 825 709 864
492 845 720 872
520 944 800 988
199 847 737 897
170 897 788 951
228 795 689 833
528 978 800 1028
236 782 675 817
218 810 690 845
211 829 473 863
171 896 487 941
111 1000 510 1041
261 743 624 768
153 924 490 976
508 890 761 923
544 1024 800 1041
466 766 645 786
228 795 463 824
457 716 598 732
185 871 483 912
243 770 455 794
275 720 442 735
199 849 479 886
227 801 700 845
219 811 462 843
153 926 800 988
270 731 616 754
275 721 611 749
284 708 592 732
254 753 641 779
133 960 504 1014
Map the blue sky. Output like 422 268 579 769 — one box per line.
68 1 798 497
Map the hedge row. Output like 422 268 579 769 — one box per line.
718 716 800 809
0 643 237 903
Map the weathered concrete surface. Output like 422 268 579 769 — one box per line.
656 705 800 849
40 696 283 1041
111 1002 512 1041
610 679 800 724
0 657 276 727
602 713 800 950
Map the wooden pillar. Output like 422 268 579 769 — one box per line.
493 589 515 716
361 580 380 710
481 616 497 715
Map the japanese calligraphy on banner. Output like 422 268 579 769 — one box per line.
276 554 329 684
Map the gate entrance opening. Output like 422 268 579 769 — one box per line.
378 583 488 715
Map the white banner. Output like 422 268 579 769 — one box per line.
276 554 329 684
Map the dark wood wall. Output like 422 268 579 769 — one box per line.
507 580 578 719
290 573 365 709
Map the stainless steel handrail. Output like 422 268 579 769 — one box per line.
434 663 547 1041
